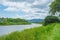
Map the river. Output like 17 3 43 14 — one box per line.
0 24 42 36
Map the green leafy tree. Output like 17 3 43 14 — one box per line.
43 16 59 25
50 0 60 15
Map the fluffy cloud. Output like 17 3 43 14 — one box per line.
0 0 53 19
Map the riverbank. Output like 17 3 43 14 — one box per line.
0 23 60 40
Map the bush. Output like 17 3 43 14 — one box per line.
43 16 59 26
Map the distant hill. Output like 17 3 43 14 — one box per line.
28 19 44 23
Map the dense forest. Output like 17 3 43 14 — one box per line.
0 18 31 25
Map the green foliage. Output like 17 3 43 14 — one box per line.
0 23 60 40
50 0 60 15
43 16 59 25
0 18 31 25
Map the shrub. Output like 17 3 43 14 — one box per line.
43 16 59 26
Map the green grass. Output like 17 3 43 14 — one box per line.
0 23 60 40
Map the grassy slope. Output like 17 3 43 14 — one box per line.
0 23 60 40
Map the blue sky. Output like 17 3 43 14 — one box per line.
0 0 53 20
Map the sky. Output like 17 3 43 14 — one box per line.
0 0 53 20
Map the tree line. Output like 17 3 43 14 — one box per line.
0 18 31 25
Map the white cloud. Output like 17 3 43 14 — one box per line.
15 12 49 20
33 0 50 5
0 0 52 19
2 0 51 12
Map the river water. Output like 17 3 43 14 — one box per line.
0 24 42 36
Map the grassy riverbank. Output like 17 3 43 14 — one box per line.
0 18 31 25
0 23 60 40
